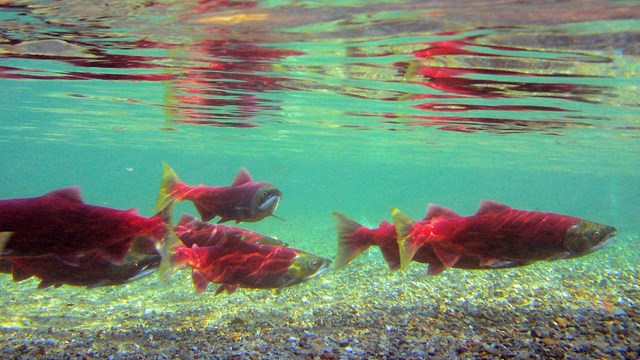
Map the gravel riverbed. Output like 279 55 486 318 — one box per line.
1 233 637 359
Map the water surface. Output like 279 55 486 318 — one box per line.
0 0 639 358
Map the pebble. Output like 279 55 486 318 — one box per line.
613 308 627 316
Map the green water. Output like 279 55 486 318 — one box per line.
0 1 639 358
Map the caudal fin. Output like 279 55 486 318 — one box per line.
155 162 183 213
332 212 371 268
157 227 185 280
391 208 419 271
151 182 186 279
158 234 190 281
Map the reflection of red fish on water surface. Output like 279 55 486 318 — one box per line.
172 216 331 294
166 39 303 126
156 163 282 224
332 212 525 275
0 187 171 264
0 236 161 289
393 200 616 272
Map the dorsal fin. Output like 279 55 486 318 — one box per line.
125 208 139 215
231 168 253 186
424 204 459 220
476 200 511 215
45 186 84 203
178 213 198 226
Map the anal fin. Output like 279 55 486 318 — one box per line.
192 270 209 293
215 284 237 295
427 262 446 275
432 246 461 268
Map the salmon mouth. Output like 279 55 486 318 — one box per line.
258 193 281 213
590 230 616 252
308 260 332 279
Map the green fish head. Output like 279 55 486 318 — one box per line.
285 252 332 287
564 220 616 257
250 184 283 219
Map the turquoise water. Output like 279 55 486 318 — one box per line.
1 1 639 358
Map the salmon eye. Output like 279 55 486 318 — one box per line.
312 261 318 268
594 231 601 238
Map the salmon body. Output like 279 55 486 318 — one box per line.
0 187 168 264
0 248 160 289
333 212 526 275
174 213 286 248
157 163 282 223
173 218 331 294
395 200 616 270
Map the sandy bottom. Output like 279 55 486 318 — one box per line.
0 233 638 359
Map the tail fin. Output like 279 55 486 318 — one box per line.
153 194 186 280
157 228 186 280
155 162 183 213
391 208 418 271
157 223 185 277
332 212 371 268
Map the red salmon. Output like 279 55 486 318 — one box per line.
174 213 286 248
0 187 171 264
156 163 282 223
333 212 525 275
393 201 616 271
173 233 330 294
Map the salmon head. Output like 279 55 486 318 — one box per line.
563 220 616 257
283 252 331 287
241 184 282 222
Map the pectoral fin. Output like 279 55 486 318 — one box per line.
479 257 505 267
546 252 570 261
0 232 14 254
11 263 33 282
